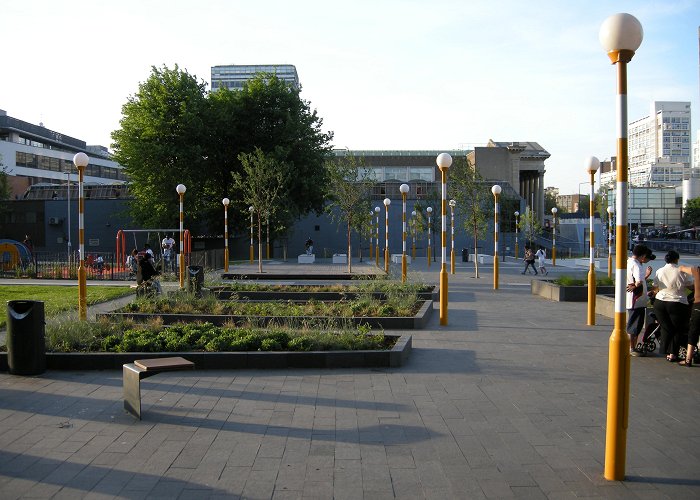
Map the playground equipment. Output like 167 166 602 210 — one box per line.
0 239 32 270
116 229 191 272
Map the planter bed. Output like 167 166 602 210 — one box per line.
209 285 437 301
0 334 411 371
531 280 615 302
221 273 379 281
98 299 433 330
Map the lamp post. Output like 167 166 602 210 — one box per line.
426 207 433 268
607 206 614 279
176 184 187 289
514 211 520 259
411 210 417 260
551 207 558 266
222 198 230 272
266 214 270 260
586 157 600 325
65 171 72 263
73 152 89 320
369 211 375 260
375 206 380 267
436 153 452 326
600 12 643 481
400 184 409 282
449 199 456 274
383 198 391 273
492 185 502 290
249 206 254 264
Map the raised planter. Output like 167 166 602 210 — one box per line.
531 280 615 302
209 285 437 301
596 293 615 318
98 299 433 330
220 273 379 280
0 334 411 371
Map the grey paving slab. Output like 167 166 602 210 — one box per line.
1 257 699 498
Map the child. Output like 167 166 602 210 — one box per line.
535 246 548 276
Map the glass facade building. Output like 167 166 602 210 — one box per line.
211 64 300 91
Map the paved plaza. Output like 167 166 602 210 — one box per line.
1 257 699 499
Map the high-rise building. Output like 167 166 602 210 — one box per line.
211 64 299 92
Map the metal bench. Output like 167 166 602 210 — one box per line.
123 356 194 419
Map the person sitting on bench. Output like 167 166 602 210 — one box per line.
137 252 162 295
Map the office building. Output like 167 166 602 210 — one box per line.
211 64 300 91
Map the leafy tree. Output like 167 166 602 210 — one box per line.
449 156 490 278
0 156 10 224
111 64 209 229
682 197 700 227
232 149 290 272
324 154 373 273
519 206 542 248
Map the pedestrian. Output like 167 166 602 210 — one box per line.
305 237 314 256
126 248 139 278
522 246 537 275
535 246 548 275
626 244 654 357
161 234 175 272
137 252 162 295
679 264 700 367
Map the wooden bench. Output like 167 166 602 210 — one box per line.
123 356 195 419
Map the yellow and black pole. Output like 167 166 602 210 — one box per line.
73 152 89 320
266 215 270 260
600 12 643 481
426 207 432 268
586 157 600 325
249 206 254 264
551 207 558 266
400 184 409 282
492 185 501 290
375 206 380 267
514 211 520 259
449 199 456 275
436 153 452 326
176 184 187 289
369 211 374 260
223 198 230 272
383 198 391 273
411 210 417 260
607 206 614 279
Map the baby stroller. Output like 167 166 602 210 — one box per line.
639 293 695 359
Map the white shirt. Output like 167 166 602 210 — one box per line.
653 263 692 304
626 257 646 309
535 249 546 263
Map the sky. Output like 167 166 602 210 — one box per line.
2 0 699 194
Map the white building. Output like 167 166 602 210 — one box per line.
211 64 300 92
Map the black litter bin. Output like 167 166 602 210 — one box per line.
187 265 204 294
7 300 46 375
462 248 469 262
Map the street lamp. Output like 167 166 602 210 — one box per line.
551 207 558 266
249 206 254 264
411 210 417 260
375 206 381 267
449 199 456 274
400 184 410 282
600 12 643 481
607 206 614 279
266 214 270 260
492 185 502 290
514 211 520 259
383 198 391 273
426 207 433 268
586 156 600 325
64 171 72 262
436 152 452 326
222 198 230 272
369 211 375 261
73 152 89 320
176 184 187 289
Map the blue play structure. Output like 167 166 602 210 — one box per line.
0 239 32 269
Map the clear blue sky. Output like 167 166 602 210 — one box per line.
2 0 698 194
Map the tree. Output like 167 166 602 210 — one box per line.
232 149 290 273
324 154 373 273
519 206 542 248
682 197 700 228
449 155 490 278
0 155 10 224
111 64 209 229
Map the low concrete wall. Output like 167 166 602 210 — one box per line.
531 280 615 302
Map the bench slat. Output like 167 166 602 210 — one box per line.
134 356 194 371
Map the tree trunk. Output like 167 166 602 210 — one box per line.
257 215 263 273
347 221 352 273
473 224 480 279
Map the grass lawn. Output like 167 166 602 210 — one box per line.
0 286 135 329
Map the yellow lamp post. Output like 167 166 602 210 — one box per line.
492 185 502 290
400 184 409 282
369 211 375 260
426 206 433 268
600 12 643 481
411 210 417 260
436 153 452 326
586 156 600 325
383 198 391 273
514 211 520 259
449 199 456 274
607 206 614 279
249 206 254 264
176 184 187 289
551 207 558 266
266 214 270 260
73 152 89 320
375 206 380 267
223 198 230 272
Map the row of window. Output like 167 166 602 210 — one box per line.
365 167 435 182
15 152 127 181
